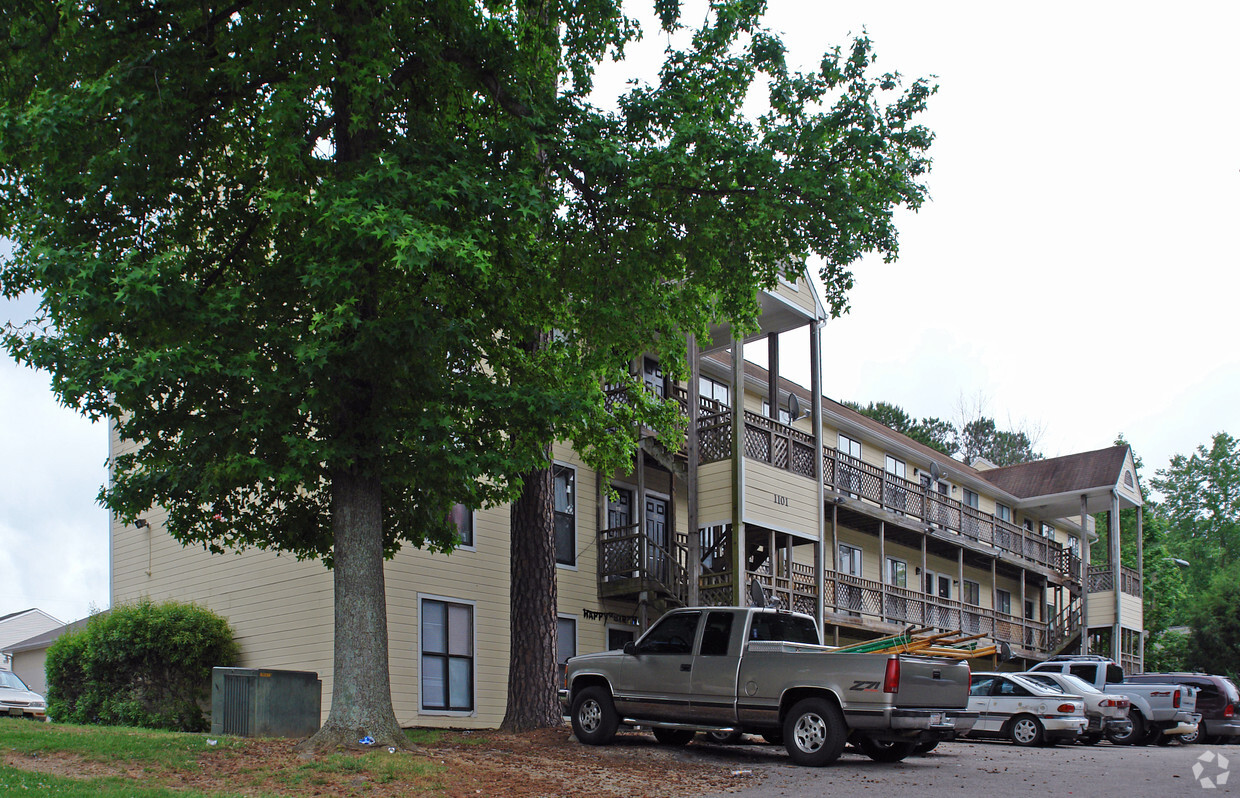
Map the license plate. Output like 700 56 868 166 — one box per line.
930 712 944 725
7 708 22 717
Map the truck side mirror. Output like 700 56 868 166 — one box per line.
623 642 636 655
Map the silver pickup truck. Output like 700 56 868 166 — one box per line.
1027 655 1200 745
560 606 977 766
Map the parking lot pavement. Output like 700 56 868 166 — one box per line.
694 739 1237 798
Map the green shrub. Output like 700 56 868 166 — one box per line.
45 600 239 732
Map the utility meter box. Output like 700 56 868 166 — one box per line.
210 667 321 738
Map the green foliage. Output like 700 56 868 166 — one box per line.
843 401 954 455
1183 563 1240 681
45 601 239 732
1144 628 1190 674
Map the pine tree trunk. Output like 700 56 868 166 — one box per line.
500 458 562 730
297 468 406 751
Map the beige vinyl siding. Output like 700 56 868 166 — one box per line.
698 460 734 528
772 273 818 317
743 461 818 538
1120 593 1143 630
1084 591 1116 627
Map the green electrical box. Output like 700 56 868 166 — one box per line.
210 667 321 738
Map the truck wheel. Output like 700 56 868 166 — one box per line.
1179 729 1199 744
1107 711 1144 745
913 740 939 754
858 736 917 762
783 697 847 767
1079 734 1102 746
652 728 696 746
706 730 744 744
570 686 618 746
1009 714 1044 747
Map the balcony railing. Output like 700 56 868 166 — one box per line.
597 524 688 605
822 572 1049 652
1087 565 1143 598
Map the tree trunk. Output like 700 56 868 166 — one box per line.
297 468 406 751
500 458 561 730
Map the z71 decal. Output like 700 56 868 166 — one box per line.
851 680 881 692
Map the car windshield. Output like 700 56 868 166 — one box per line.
0 671 29 690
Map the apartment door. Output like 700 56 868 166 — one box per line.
925 571 951 628
646 495 670 585
837 543 863 615
885 557 908 621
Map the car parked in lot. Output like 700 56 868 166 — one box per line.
1020 671 1131 745
0 670 47 721
1124 672 1240 745
964 672 1087 746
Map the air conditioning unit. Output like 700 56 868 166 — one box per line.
210 667 321 738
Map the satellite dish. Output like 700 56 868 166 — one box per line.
930 462 941 483
787 393 802 421
748 579 768 609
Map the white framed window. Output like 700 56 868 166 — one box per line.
995 503 1012 523
554 463 576 567
838 434 861 459
607 626 637 650
963 488 979 509
1040 522 1054 539
557 615 577 686
698 376 730 407
963 580 981 606
419 595 475 714
886 557 908 588
760 399 792 425
838 543 862 576
996 589 1012 616
885 456 906 479
449 503 474 549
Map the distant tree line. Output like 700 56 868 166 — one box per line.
844 399 1042 467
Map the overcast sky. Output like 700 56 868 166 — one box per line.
3 1 1237 624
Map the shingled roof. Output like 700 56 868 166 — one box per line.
980 445 1133 500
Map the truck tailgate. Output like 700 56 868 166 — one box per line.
893 655 971 708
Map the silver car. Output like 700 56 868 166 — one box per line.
1021 670 1132 744
0 671 47 721
965 672 1086 746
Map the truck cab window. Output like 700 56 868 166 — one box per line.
699 612 734 656
635 612 700 655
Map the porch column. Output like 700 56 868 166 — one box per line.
1081 494 1090 655
731 336 746 605
811 320 825 627
1111 490 1122 663
767 332 779 422
637 449 647 586
1137 506 1144 670
921 534 928 626
1020 569 1027 651
879 521 887 621
687 334 700 606
958 548 965 628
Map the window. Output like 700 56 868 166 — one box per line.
749 613 819 644
837 434 862 495
554 464 575 566
884 457 908 512
970 675 996 696
557 616 577 686
449 503 473 548
698 376 730 407
760 400 792 425
996 589 1012 616
886 557 908 588
1067 536 1081 559
838 434 861 459
995 503 1012 523
963 488 979 509
1040 522 1054 539
963 580 981 606
996 678 1030 697
607 627 636 650
885 456 906 479
699 611 734 656
421 598 474 713
1023 518 1035 532
635 611 700 654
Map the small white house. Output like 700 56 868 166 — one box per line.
0 609 62 672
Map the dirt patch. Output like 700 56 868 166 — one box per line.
2 725 763 797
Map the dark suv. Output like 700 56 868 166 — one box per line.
1126 672 1239 744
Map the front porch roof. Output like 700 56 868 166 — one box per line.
979 445 1143 518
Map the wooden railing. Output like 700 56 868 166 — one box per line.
597 524 689 605
822 572 1050 651
1087 565 1142 598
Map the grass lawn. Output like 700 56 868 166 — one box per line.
0 718 447 797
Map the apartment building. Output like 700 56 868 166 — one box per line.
109 269 1146 728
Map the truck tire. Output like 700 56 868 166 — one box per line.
570 686 618 746
1107 710 1144 745
652 728 696 746
1079 733 1102 746
783 697 847 767
706 730 744 744
1008 714 1044 747
913 740 939 754
1179 729 1200 745
858 736 917 762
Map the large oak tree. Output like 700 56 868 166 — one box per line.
1 0 934 746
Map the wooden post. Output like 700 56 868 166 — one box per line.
687 334 700 607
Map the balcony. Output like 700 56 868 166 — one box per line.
1086 564 1143 598
597 524 689 606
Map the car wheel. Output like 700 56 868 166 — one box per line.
570 686 618 746
913 740 939 754
783 697 847 767
706 730 744 744
1107 711 1144 745
1180 729 1200 745
652 728 696 746
1009 714 1044 747
858 736 917 762
1079 734 1102 746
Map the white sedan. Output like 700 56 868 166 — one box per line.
1020 670 1132 744
964 672 1087 746
0 671 47 721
